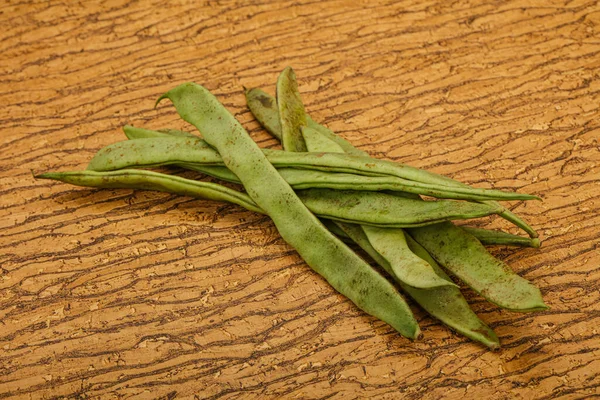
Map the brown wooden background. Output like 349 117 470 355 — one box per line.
2 0 599 398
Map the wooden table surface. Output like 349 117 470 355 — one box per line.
2 1 599 399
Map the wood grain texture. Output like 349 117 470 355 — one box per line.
1 0 599 398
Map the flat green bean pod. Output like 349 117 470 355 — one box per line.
245 87 366 156
121 127 533 208
360 225 457 289
35 169 263 213
277 67 308 152
337 222 500 349
297 188 503 228
156 82 421 339
244 88 282 138
408 222 547 312
245 87 538 238
36 169 500 230
461 227 541 248
87 138 537 202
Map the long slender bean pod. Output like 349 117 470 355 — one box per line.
360 225 457 289
461 227 541 248
297 188 502 227
35 169 264 213
87 138 538 202
276 67 308 152
155 82 421 339
246 87 365 156
35 169 500 230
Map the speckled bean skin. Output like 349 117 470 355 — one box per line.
408 222 547 312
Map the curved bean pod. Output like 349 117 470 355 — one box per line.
298 188 502 227
35 169 264 213
407 222 547 312
360 225 457 289
244 88 282 139
156 82 421 339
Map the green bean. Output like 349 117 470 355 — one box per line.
276 67 308 152
492 209 537 239
124 125 199 139
337 222 499 349
403 234 499 348
297 188 503 228
36 169 501 230
302 126 345 153
87 138 538 202
461 227 541 248
156 82 421 339
245 87 282 137
245 88 539 238
360 225 457 289
407 222 547 312
121 127 533 212
35 169 264 213
246 87 366 156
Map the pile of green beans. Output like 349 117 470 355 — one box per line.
36 67 547 349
